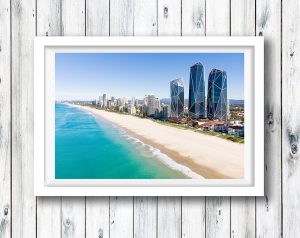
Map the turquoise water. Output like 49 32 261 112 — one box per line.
55 103 188 179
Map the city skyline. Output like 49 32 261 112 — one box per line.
56 53 244 101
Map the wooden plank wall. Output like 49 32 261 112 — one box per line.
1 0 297 237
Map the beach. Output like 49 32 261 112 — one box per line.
72 104 244 179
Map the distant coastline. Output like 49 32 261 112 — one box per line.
67 103 244 179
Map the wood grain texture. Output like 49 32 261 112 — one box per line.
36 1 62 237
158 0 181 36
134 197 157 238
62 0 85 36
1 0 293 237
182 0 205 36
110 197 133 238
205 1 231 237
86 0 109 36
206 0 230 36
62 197 85 238
37 197 61 238
11 0 36 237
0 0 10 237
282 0 300 237
230 1 256 237
256 0 282 237
86 197 109 238
110 0 133 36
182 197 205 238
157 197 181 238
133 0 157 36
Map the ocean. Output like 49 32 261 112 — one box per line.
55 103 193 179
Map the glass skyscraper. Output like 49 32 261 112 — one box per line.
170 78 184 118
207 68 228 121
188 63 205 118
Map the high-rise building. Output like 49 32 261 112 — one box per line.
103 94 107 108
98 95 103 107
170 78 184 118
161 104 169 120
188 63 205 118
207 68 228 120
147 94 156 116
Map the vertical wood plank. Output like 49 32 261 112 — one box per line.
256 0 282 237
11 0 36 237
0 0 11 237
157 197 181 238
133 1 158 238
182 197 205 238
110 0 134 36
86 197 109 238
282 0 300 237
37 197 61 238
110 197 133 238
230 1 256 237
62 197 85 238
86 0 109 36
61 1 86 238
157 0 181 36
181 1 206 237
134 197 157 238
206 0 230 36
182 0 205 36
206 198 230 238
205 1 231 237
109 2 134 237
36 1 62 237
85 1 110 238
157 1 182 237
133 0 157 36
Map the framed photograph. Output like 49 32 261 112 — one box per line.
34 37 264 196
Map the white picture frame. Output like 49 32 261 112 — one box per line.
34 36 264 196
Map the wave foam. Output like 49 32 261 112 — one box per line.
121 133 204 179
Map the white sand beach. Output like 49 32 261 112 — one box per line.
71 104 244 179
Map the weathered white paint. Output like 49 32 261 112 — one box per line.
11 0 36 237
0 0 10 237
282 0 300 237
2 0 291 237
110 197 133 238
157 197 181 238
134 197 157 238
256 0 282 237
86 197 110 238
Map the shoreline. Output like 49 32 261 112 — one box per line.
65 103 244 179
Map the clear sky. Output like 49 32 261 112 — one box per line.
55 52 244 101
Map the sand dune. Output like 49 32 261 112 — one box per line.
72 104 244 179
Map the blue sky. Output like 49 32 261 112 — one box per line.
55 52 244 100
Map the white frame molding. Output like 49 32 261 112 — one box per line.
34 37 264 196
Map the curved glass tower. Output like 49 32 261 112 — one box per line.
207 69 228 120
188 63 205 118
170 78 184 118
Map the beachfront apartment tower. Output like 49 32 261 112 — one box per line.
103 94 107 108
188 62 205 118
170 78 184 118
207 69 228 121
